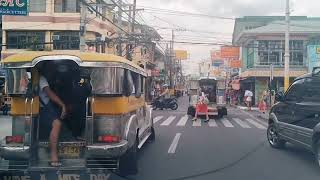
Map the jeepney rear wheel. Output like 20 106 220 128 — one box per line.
119 135 139 176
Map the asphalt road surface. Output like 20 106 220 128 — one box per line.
0 96 320 180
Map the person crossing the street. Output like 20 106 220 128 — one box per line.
193 92 210 122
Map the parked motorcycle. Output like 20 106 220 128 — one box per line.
152 97 178 110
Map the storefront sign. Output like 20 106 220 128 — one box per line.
174 50 188 60
0 0 29 16
229 60 242 68
221 46 240 58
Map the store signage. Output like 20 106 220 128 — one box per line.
0 0 29 16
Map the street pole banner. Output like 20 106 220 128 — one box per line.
0 0 29 16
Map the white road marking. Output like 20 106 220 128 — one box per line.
192 119 201 127
232 118 251 128
245 118 267 129
240 109 268 126
160 116 176 126
208 119 218 127
176 115 189 126
221 118 234 127
153 116 164 123
168 133 182 154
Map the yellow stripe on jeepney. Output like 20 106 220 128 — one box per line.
93 96 145 115
10 97 40 116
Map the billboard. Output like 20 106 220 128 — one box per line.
174 50 188 60
221 46 240 58
0 0 29 16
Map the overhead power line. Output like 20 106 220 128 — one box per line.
140 6 235 20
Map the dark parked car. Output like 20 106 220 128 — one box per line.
267 68 320 167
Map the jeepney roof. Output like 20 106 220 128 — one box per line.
2 51 144 70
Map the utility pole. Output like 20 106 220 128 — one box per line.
117 0 123 56
80 0 87 52
284 0 290 91
131 0 137 33
169 29 174 89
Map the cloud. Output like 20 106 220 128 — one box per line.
136 0 320 72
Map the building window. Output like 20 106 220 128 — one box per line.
53 31 80 50
30 0 46 12
256 40 304 67
54 0 80 13
7 31 45 49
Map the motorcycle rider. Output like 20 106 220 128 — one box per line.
159 84 171 109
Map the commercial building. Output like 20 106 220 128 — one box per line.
2 0 120 58
233 16 320 105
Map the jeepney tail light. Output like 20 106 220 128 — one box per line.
98 135 121 143
6 135 24 144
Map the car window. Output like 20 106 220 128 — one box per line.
300 78 320 102
285 79 304 102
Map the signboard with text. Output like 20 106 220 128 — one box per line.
0 0 29 16
174 50 188 60
221 46 240 58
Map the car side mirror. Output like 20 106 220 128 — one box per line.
275 92 285 102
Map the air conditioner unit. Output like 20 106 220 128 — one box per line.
52 35 60 41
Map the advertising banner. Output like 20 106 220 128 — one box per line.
221 46 240 58
174 50 188 60
0 0 29 16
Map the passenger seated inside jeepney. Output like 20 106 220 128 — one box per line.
38 61 91 141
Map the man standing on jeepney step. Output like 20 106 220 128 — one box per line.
39 64 67 167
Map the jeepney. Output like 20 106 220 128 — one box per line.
0 52 155 179
187 77 227 118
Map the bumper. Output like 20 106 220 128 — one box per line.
198 112 218 116
86 140 128 158
0 145 30 160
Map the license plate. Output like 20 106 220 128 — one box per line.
59 145 80 158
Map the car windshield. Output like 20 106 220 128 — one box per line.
1 1 320 180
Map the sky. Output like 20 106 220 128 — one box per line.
127 0 320 75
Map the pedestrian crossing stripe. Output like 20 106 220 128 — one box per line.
232 118 251 128
160 116 176 126
208 119 217 127
153 115 267 129
192 119 201 127
176 115 188 126
153 116 164 123
221 118 234 127
244 118 267 129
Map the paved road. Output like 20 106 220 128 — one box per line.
127 96 320 180
0 97 320 180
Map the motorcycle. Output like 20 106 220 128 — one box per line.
152 97 178 110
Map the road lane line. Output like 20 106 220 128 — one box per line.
153 116 164 123
168 133 182 154
245 118 267 129
232 118 251 128
221 118 234 127
160 116 176 126
176 115 189 126
208 119 218 127
192 119 201 127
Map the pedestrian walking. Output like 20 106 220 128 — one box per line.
244 89 253 111
259 91 268 114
